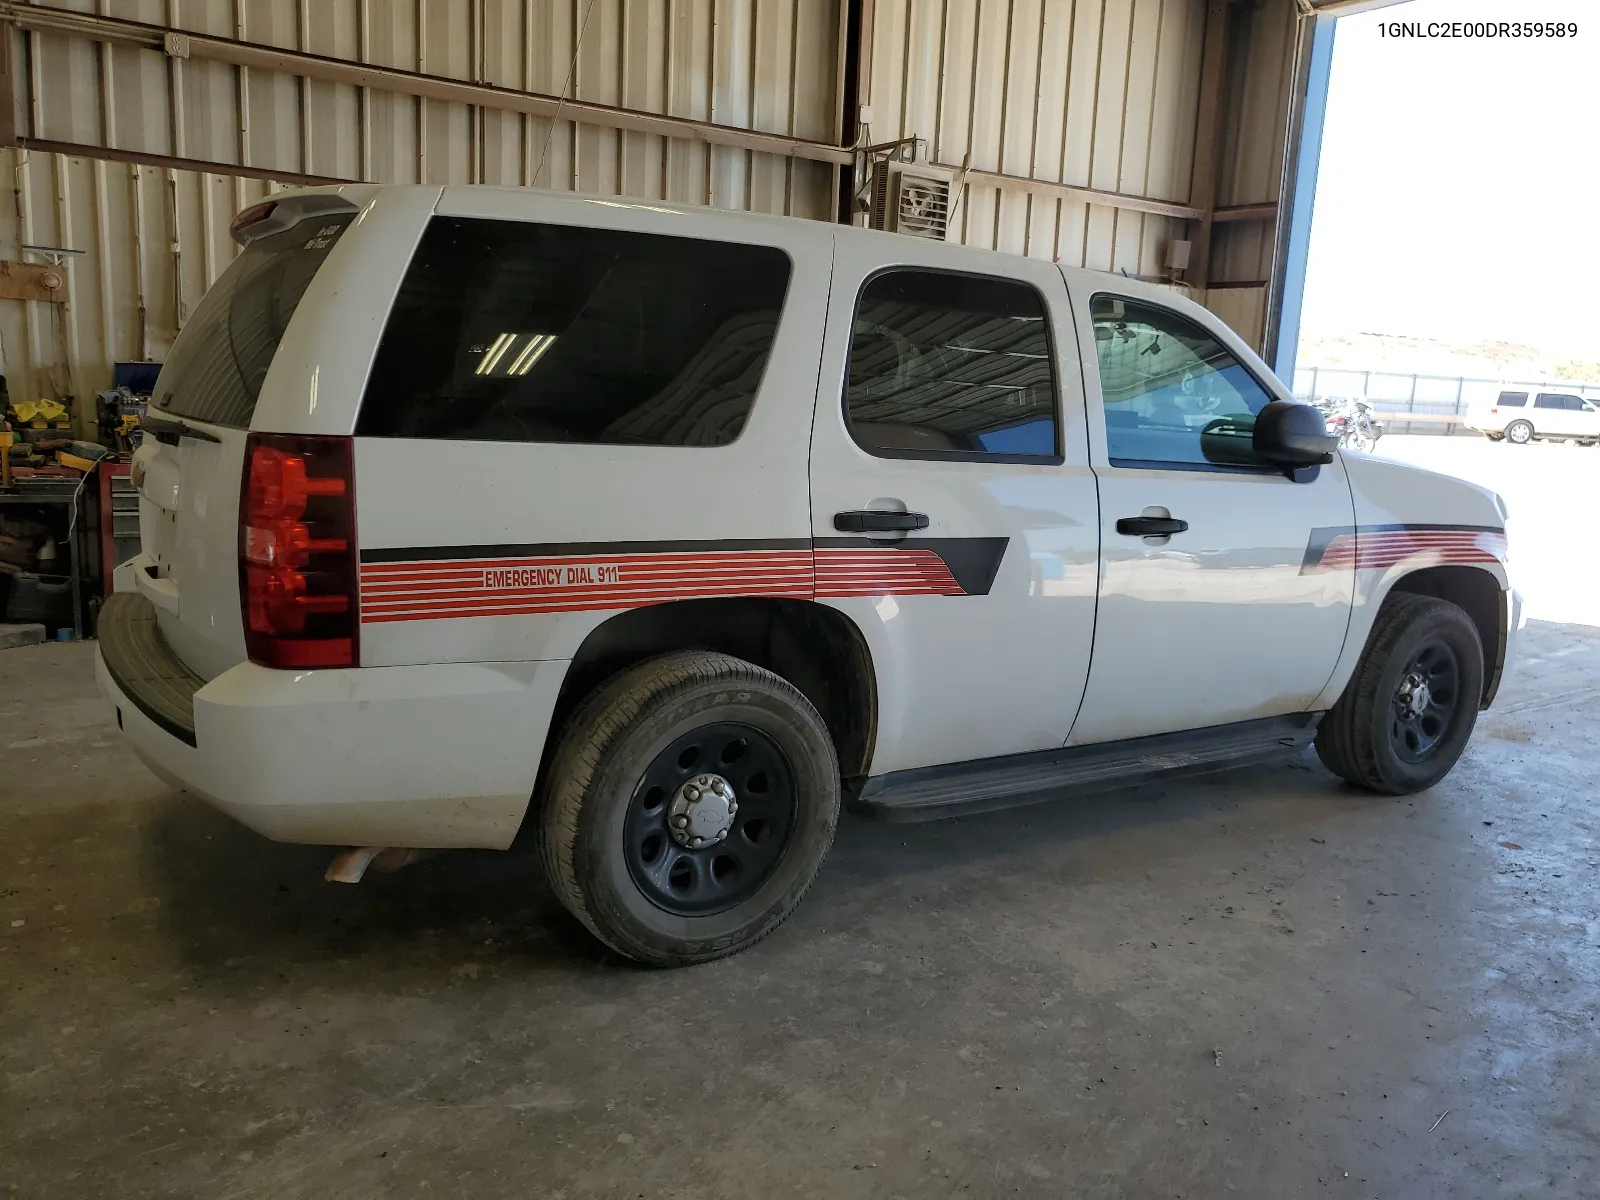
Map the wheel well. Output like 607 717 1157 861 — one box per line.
1389 566 1507 707
546 599 877 783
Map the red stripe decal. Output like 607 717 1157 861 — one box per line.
1306 528 1506 575
359 546 970 623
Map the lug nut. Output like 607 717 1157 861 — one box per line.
673 814 689 828
684 785 700 802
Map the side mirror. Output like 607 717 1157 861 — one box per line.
1253 401 1336 479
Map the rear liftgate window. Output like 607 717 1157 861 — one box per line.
357 218 793 446
154 213 355 429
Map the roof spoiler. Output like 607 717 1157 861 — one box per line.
230 192 361 246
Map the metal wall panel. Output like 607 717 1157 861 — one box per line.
866 0 1206 273
1 0 1308 412
1 0 840 411
1209 0 1299 332
18 0 840 207
0 146 278 407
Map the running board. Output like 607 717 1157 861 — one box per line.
853 714 1323 823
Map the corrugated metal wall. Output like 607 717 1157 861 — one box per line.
866 0 1206 275
1 0 842 412
0 0 1307 420
1211 0 1294 276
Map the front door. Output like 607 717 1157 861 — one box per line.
807 240 1100 776
1064 285 1357 746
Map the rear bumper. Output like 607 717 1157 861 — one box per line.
96 594 569 849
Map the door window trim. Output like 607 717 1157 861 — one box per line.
841 265 1066 467
1088 290 1286 477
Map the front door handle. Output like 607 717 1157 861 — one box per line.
1116 516 1188 537
834 510 930 533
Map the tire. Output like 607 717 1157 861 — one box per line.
1504 420 1533 445
1315 593 1485 795
1483 433 1505 442
1343 430 1374 453
537 651 840 966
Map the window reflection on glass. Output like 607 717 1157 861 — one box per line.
845 270 1059 460
1090 295 1274 469
359 218 791 447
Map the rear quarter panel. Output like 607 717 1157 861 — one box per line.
349 190 834 668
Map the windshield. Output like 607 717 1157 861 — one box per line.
153 213 354 428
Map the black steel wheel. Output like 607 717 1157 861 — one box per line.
623 723 797 917
1388 642 1461 763
1316 593 1485 795
538 651 839 966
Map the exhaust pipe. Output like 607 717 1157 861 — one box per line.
325 846 433 884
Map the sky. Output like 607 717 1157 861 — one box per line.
1300 0 1598 357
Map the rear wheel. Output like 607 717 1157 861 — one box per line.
1504 420 1534 445
1315 593 1484 795
538 651 840 965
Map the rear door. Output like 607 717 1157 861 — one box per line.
135 194 367 679
1534 393 1580 437
1064 283 1357 745
807 238 1099 776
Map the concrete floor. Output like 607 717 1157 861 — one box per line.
3 439 1598 1198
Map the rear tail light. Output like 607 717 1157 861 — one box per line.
240 434 359 669
1489 407 1498 415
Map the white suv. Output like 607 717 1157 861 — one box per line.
98 186 1521 964
1471 389 1600 445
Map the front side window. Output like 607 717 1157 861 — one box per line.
358 218 792 446
1090 295 1274 470
1497 391 1529 407
844 269 1059 461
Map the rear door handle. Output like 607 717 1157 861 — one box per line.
834 510 930 533
1116 516 1188 537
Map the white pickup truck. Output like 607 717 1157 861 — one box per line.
97 186 1520 964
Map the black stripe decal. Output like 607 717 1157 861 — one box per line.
814 536 1010 596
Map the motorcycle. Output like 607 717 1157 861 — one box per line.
1312 396 1384 453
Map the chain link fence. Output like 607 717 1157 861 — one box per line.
1290 368 1600 435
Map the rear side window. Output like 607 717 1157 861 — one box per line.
154 213 354 428
844 269 1059 461
357 218 792 447
1497 391 1528 407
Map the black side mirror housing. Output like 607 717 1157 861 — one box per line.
1254 401 1336 480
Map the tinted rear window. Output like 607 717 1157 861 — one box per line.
1497 391 1527 407
846 269 1059 461
356 218 792 447
154 213 354 428
1535 393 1581 410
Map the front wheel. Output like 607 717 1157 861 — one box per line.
1315 593 1484 795
1504 419 1534 445
538 651 840 965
